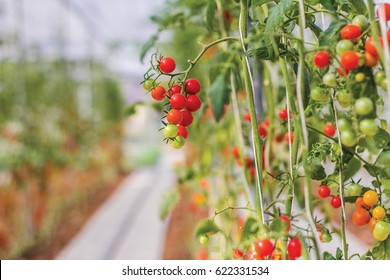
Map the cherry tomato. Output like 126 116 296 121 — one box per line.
374 71 386 85
278 109 290 120
364 52 379 68
185 95 202 112
199 235 209 245
341 50 360 71
356 197 370 210
163 124 178 138
355 97 374 115
368 218 378 232
177 124 188 139
388 29 390 44
287 238 302 259
352 15 369 30
143 79 154 91
232 146 240 158
313 51 331 68
185 78 201 95
337 67 350 77
310 87 330 103
352 208 370 226
359 119 378 136
347 183 362 196
365 37 384 57
355 72 365 82
378 4 390 21
258 125 267 138
373 229 388 241
372 206 386 220
151 86 166 101
338 118 350 132
171 135 185 149
284 132 294 144
336 39 354 55
197 248 208 260
170 93 187 110
233 249 244 259
159 57 176 73
340 130 357 147
340 24 362 40
179 110 193 127
167 109 183 124
337 90 353 107
374 221 390 237
318 185 331 198
244 112 251 122
323 124 336 137
331 196 342 208
167 84 182 97
363 190 379 207
320 232 332 243
255 238 274 257
244 249 263 260
323 73 337 88
278 215 291 232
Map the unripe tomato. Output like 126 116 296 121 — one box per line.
143 79 154 91
374 71 386 85
310 87 330 103
323 73 337 88
313 51 331 68
287 238 302 259
347 183 362 196
373 221 390 241
323 124 336 137
151 86 166 101
340 50 360 71
318 185 331 198
355 97 374 115
352 208 370 226
185 78 201 95
284 132 294 144
163 124 178 138
159 57 176 73
199 235 209 245
340 24 362 40
171 135 185 149
255 238 274 257
320 232 332 243
170 93 187 110
179 110 193 127
340 130 357 147
336 39 354 55
185 95 202 112
364 52 379 68
338 118 351 132
352 15 369 30
167 109 183 124
363 190 379 207
372 206 386 220
359 119 378 136
331 196 342 208
355 72 365 82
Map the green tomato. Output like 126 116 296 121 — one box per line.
381 79 388 91
323 73 337 88
338 118 351 132
164 124 178 138
171 135 185 149
199 235 209 245
347 183 362 196
374 71 385 85
359 119 378 136
374 221 390 237
352 15 369 30
336 40 354 55
354 97 374 116
310 87 330 103
340 130 358 147
337 90 353 107
143 79 154 91
321 232 332 243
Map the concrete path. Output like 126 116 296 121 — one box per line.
56 151 181 260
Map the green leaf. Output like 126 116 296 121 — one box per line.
372 237 390 260
323 251 336 260
377 149 390 177
205 0 217 32
310 158 327 180
209 75 230 122
320 0 337 11
307 22 322 38
370 129 390 149
195 219 220 237
265 0 294 33
246 44 272 61
382 179 390 199
252 0 273 7
241 217 259 242
140 34 158 62
159 189 180 220
318 19 348 47
270 217 288 233
343 157 361 181
335 247 343 259
337 0 367 15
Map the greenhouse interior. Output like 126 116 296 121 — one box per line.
0 0 390 260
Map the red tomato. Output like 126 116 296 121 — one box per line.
232 146 240 158
151 86 166 101
323 124 336 137
233 249 244 259
244 112 251 122
337 67 350 77
177 124 188 139
340 50 360 71
331 196 342 208
352 208 371 226
185 78 201 95
258 125 267 138
365 37 384 57
255 238 274 257
355 197 370 210
284 132 294 144
167 84 182 97
377 4 390 21
170 93 187 110
279 215 291 232
159 57 176 73
313 51 331 68
340 24 362 40
185 95 202 112
278 109 290 120
318 185 331 198
179 110 193 127
166 109 183 124
287 238 302 259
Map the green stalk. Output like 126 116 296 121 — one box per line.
239 0 265 224
296 0 321 259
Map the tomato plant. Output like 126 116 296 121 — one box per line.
142 0 390 260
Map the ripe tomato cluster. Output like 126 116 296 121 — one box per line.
351 189 390 241
318 185 342 209
142 56 203 149
311 14 390 147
